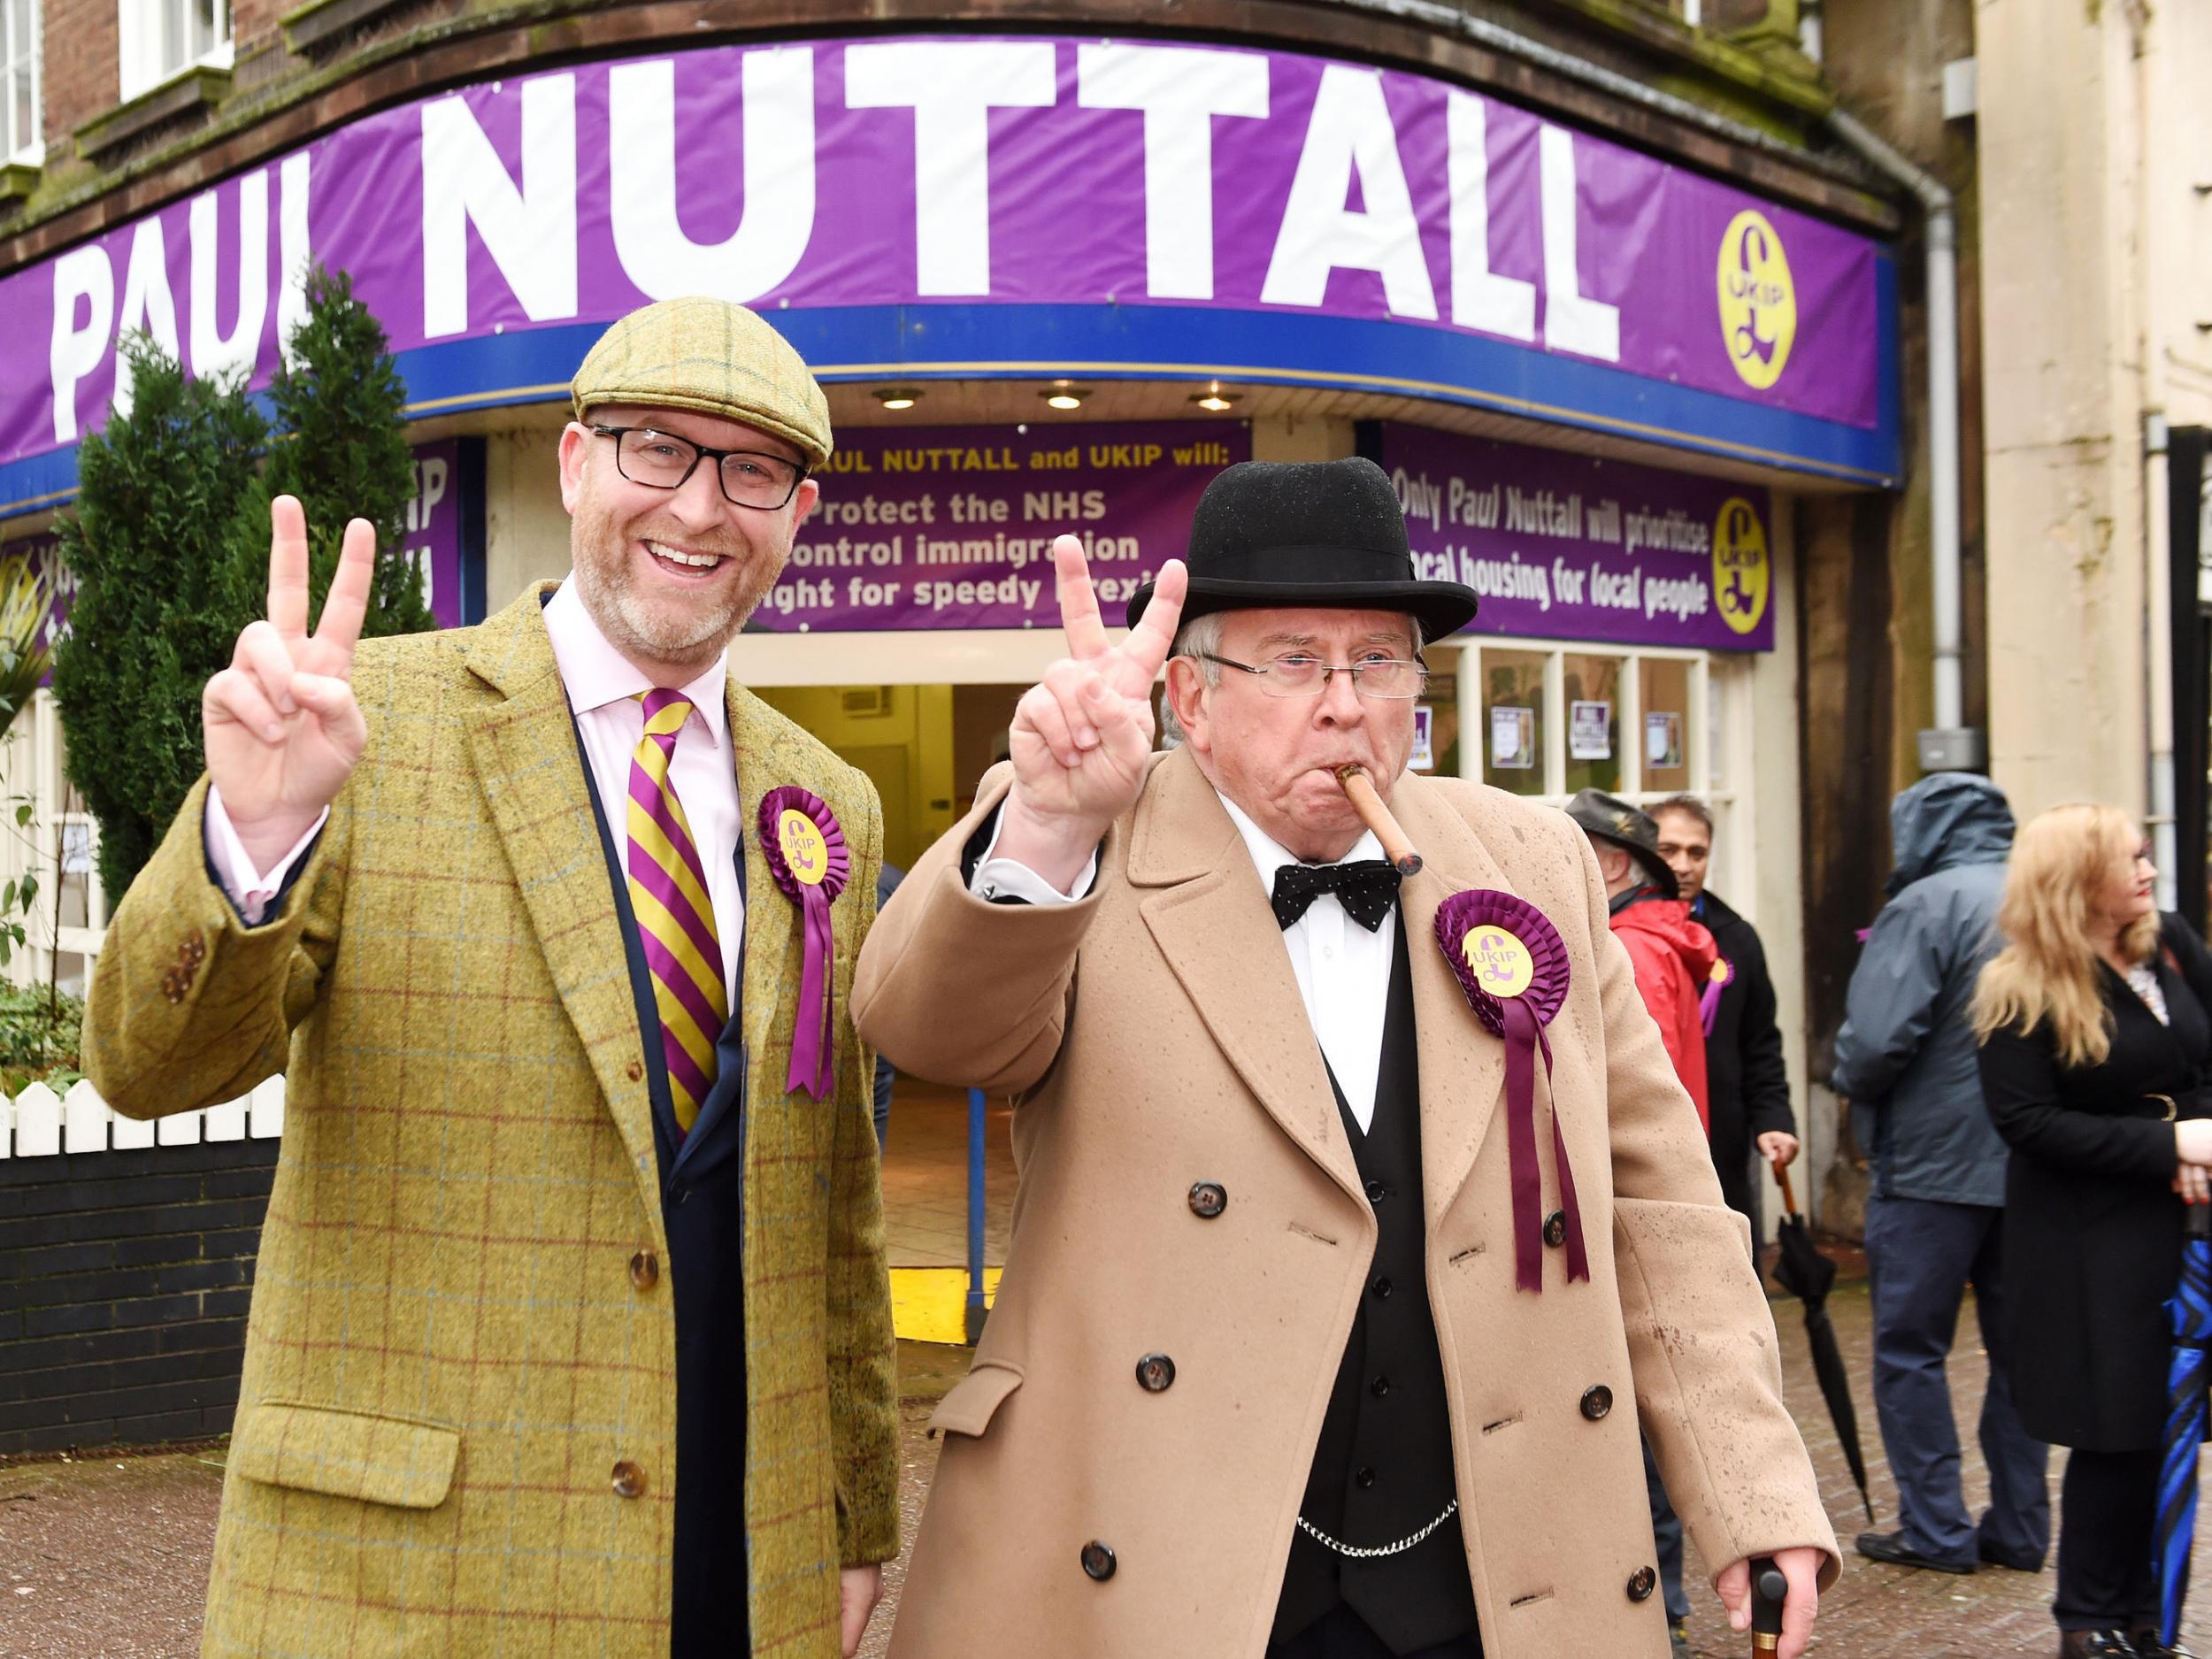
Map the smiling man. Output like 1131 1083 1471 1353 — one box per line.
83 297 897 1659
855 457 1837 1659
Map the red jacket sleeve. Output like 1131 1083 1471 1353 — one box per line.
1615 930 1710 1130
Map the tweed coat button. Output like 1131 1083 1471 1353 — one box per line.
1134 1353 1176 1393
1626 1564 1657 1601
1187 1181 1227 1219
626 1059 643 1083
611 1460 647 1499
629 1250 659 1292
1543 1210 1568 1248
1080 1540 1117 1581
1580 1385 1614 1421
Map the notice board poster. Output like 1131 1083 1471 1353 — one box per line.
757 421 1249 632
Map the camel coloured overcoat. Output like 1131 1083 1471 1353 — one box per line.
83 586 898 1658
854 748 1837 1658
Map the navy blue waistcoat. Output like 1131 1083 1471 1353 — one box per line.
572 714 751 1659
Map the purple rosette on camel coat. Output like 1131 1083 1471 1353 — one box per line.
758 786 850 1098
1433 889 1585 1292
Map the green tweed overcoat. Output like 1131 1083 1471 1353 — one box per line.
83 584 900 1658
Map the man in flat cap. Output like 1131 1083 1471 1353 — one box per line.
856 457 1836 1659
85 297 897 1659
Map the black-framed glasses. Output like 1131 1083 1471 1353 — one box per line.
1193 650 1429 700
592 425 809 511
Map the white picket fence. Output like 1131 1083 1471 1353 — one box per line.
0 1074 284 1158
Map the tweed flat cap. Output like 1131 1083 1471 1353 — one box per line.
571 297 833 465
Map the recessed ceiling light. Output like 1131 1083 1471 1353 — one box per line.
1041 385 1091 411
1190 383 1241 411
872 387 923 410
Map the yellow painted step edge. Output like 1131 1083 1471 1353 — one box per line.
890 1266 1002 1346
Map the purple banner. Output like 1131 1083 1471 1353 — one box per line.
404 439 465 629
4 34 1881 477
1381 423 1775 652
6 533 73 686
759 420 1247 631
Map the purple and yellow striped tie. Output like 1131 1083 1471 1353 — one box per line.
626 688 726 1134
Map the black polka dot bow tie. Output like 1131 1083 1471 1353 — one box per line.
1271 860 1402 933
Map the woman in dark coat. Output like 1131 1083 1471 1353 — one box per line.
1975 803 2212 1659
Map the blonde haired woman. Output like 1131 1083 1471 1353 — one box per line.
1974 803 2212 1659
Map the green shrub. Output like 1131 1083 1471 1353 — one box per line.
0 981 84 1091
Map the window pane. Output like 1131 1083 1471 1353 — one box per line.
1562 652 1622 794
1415 661 1459 777
1639 657 1694 796
1479 648 1546 796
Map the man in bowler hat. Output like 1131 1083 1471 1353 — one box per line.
856 457 1836 1658
85 297 897 1659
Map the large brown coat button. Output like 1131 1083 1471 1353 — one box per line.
629 1250 659 1292
1135 1353 1176 1393
611 1460 647 1499
1580 1385 1613 1421
1080 1540 1117 1580
1543 1210 1568 1247
1627 1564 1657 1601
1187 1182 1227 1219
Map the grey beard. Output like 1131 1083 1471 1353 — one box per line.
580 563 750 667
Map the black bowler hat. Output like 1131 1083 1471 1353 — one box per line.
1563 788 1679 901
1125 457 1479 641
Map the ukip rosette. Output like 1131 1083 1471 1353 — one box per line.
1433 890 1586 1292
1700 953 1735 1039
758 786 851 1098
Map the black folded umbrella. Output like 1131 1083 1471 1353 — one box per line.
1769 1162 1875 1521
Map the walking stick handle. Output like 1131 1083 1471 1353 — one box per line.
1749 1556 1788 1655
1771 1156 1798 1218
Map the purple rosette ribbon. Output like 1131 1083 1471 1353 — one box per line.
1699 955 1734 1040
758 787 850 1099
1433 890 1586 1293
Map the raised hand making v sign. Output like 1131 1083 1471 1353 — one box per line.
991 535 1187 892
201 495 377 872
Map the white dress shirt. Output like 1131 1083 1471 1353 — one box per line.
967 784 1396 1132
1217 795 1395 1133
206 579 746 999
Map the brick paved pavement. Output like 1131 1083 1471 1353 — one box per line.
6 1287 2211 1656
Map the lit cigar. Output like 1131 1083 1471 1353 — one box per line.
1335 764 1422 877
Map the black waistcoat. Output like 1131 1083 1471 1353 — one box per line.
1272 918 1480 1655
572 713 751 1659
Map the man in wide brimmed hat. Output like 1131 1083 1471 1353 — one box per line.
856 457 1836 1659
84 297 897 1659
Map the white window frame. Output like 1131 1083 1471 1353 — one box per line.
1448 635 1759 907
116 0 232 106
2 0 41 166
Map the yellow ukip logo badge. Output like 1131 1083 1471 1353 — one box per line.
1717 210 1796 391
1713 496 1770 636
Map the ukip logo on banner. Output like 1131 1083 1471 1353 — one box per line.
1713 495 1770 638
1718 209 1798 392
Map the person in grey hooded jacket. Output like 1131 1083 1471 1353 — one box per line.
1832 772 2050 1577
